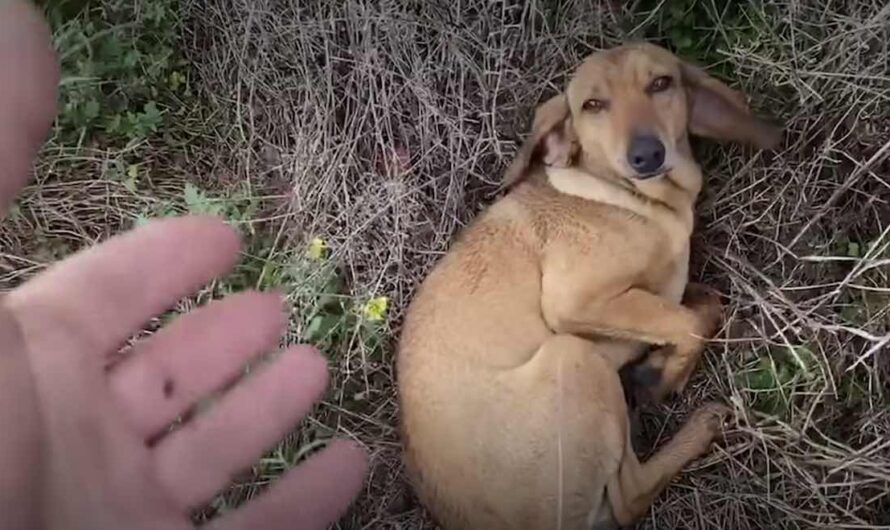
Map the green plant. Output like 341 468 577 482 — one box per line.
738 346 820 417
292 243 389 356
624 0 773 77
43 0 184 143
137 180 392 354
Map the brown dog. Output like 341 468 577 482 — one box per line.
397 43 781 530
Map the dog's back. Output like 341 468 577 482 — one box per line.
398 180 641 530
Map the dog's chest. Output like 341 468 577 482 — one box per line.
544 167 694 258
660 241 690 303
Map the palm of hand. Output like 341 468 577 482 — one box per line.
0 3 367 530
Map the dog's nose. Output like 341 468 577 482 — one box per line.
627 135 666 176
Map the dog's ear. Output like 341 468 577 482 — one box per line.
503 94 577 188
680 62 783 151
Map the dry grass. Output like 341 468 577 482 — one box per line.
3 0 890 528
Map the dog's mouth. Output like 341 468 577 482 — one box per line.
631 167 671 180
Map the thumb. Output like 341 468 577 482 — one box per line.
0 0 60 216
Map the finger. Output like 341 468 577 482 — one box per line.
0 309 43 530
110 291 286 439
207 439 368 530
154 345 329 508
5 216 240 357
0 0 59 214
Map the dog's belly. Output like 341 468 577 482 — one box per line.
403 333 631 530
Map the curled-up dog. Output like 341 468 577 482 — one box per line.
397 42 782 530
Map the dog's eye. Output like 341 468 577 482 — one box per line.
647 76 673 94
582 98 608 113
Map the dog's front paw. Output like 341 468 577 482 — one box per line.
684 402 732 454
683 283 723 338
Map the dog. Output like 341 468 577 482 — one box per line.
397 42 782 530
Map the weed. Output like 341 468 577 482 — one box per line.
41 0 183 143
137 179 390 358
624 1 775 76
738 345 820 417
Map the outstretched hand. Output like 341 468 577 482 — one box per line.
0 2 367 529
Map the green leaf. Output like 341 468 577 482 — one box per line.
306 313 344 342
83 99 100 120
744 358 777 390
123 49 141 69
7 202 21 220
183 182 204 210
105 114 122 133
670 27 686 45
840 304 863 325
669 3 687 20
143 101 161 120
788 346 817 380
123 175 138 192
134 213 151 227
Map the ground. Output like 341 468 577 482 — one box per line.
2 0 889 528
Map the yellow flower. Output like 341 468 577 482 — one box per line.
306 237 327 260
363 296 389 322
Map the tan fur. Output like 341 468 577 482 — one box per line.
397 42 782 530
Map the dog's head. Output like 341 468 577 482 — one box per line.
504 42 783 187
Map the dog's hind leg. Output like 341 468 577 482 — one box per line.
605 402 728 526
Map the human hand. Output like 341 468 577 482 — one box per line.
0 2 367 529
